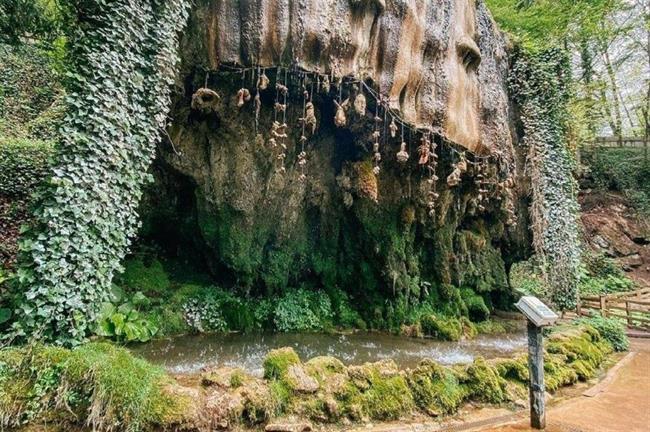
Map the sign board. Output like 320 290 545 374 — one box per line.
515 296 558 327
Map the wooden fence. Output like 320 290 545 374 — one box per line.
577 287 650 331
591 136 648 148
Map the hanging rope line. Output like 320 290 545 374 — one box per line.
210 63 497 165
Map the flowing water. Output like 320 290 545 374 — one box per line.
132 326 527 375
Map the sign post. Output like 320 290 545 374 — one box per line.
515 296 559 430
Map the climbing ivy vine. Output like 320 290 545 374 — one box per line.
510 47 581 311
10 0 189 345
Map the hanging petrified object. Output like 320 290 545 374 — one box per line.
271 121 288 139
303 102 317 134
257 70 269 90
389 118 398 138
191 88 220 112
417 136 430 165
274 102 286 113
457 156 468 173
334 99 349 127
354 86 366 115
396 142 409 163
254 93 261 119
298 151 307 166
276 82 288 95
321 74 330 93
236 88 251 107
447 165 462 186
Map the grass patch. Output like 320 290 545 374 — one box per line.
0 343 190 431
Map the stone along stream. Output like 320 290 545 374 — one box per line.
132 327 527 375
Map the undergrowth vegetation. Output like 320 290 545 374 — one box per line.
83 249 500 343
584 148 650 215
511 251 636 300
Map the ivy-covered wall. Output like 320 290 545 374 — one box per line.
9 0 190 345
509 48 581 310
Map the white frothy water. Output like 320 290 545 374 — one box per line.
132 326 527 375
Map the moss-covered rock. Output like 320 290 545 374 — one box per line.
342 360 414 420
407 359 465 416
202 366 251 388
263 347 301 380
547 325 612 381
494 356 529 382
459 357 509 404
421 315 463 341
460 288 490 322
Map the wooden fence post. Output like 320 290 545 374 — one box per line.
626 301 632 327
600 295 607 317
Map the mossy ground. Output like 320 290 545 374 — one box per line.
0 343 191 432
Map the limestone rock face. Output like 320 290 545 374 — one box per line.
142 0 528 310
182 0 512 154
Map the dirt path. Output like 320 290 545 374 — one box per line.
481 338 650 432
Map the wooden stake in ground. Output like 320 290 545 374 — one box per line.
527 321 545 429
515 296 559 430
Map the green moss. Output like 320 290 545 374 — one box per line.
421 315 463 341
117 257 171 295
460 316 478 339
268 380 292 414
407 359 465 415
238 381 276 425
361 373 414 420
339 360 414 421
544 355 578 391
475 320 509 334
494 356 529 382
460 357 508 404
263 347 301 380
0 343 190 432
460 288 490 322
546 325 612 381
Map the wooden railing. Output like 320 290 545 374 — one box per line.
590 136 648 148
577 287 650 331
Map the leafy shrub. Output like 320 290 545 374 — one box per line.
587 148 650 215
328 289 366 329
0 44 64 140
273 289 333 332
0 138 54 197
182 297 227 333
509 258 549 298
578 274 634 296
577 315 629 352
95 302 158 343
578 253 635 296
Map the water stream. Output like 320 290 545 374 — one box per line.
132 326 527 375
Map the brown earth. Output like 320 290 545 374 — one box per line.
579 190 650 286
